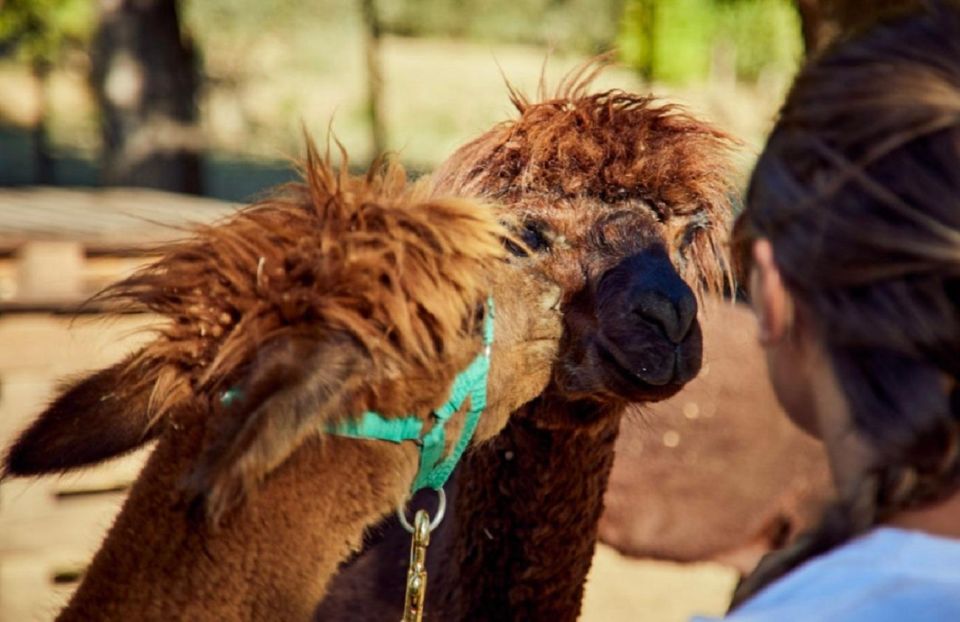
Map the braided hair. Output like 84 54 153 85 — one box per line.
731 1 960 607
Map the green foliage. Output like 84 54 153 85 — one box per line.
617 0 801 84
618 0 651 76
0 0 94 65
654 0 715 83
714 0 802 80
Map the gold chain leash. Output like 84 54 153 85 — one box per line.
401 509 431 622
397 489 445 622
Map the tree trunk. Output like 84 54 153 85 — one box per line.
829 0 923 32
31 59 54 185
794 0 829 54
90 0 202 194
640 0 657 82
796 0 924 56
361 0 387 158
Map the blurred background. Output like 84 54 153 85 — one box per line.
0 0 813 201
0 1 913 621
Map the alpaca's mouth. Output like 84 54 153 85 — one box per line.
594 338 697 403
597 342 669 387
596 340 674 386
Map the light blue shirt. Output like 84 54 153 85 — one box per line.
695 527 960 621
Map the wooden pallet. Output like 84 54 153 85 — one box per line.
0 186 234 620
0 313 155 621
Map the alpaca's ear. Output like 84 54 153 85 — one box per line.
3 355 159 478
182 331 371 523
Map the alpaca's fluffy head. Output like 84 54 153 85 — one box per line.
434 68 739 405
3 140 564 522
433 72 738 296
110 142 507 423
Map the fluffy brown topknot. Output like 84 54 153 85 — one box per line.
433 72 740 294
97 139 507 428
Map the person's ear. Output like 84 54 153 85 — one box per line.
749 239 793 346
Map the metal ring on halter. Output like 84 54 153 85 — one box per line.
397 488 446 533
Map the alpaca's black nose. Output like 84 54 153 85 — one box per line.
596 246 700 388
611 246 697 344
625 256 697 344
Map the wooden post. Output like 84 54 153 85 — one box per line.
90 0 202 194
640 0 656 82
361 0 387 158
31 59 54 185
15 241 85 303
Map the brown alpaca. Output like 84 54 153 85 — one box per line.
1 143 565 621
314 75 739 620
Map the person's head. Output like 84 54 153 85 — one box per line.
732 1 960 604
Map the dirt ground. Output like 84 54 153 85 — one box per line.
581 545 736 621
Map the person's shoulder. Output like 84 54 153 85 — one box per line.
834 579 960 622
722 527 960 621
717 579 960 622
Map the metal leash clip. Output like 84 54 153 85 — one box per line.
398 489 446 622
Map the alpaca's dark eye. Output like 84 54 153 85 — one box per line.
520 224 547 251
504 237 528 257
502 221 550 257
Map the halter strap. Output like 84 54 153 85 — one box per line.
326 298 494 493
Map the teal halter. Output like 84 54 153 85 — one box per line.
326 298 494 493
219 300 493 493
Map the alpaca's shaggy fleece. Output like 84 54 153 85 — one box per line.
3 140 563 621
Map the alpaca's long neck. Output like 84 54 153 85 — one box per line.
59 430 418 622
453 398 623 621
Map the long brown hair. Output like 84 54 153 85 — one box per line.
732 1 960 606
